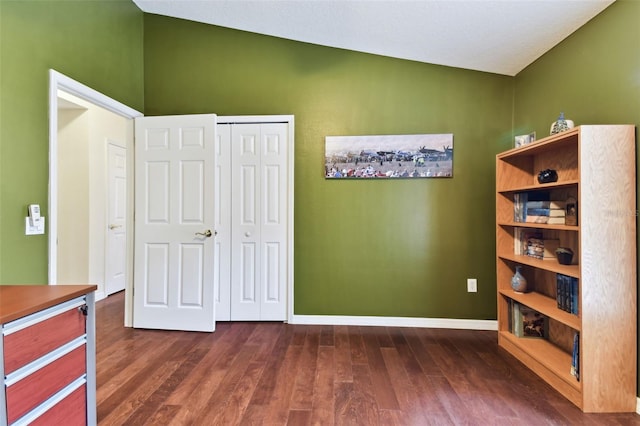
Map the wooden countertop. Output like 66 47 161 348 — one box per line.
0 285 97 324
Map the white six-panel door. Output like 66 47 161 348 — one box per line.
105 142 127 295
133 114 217 332
230 123 288 321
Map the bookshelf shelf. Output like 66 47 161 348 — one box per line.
495 125 636 413
498 331 581 396
497 253 580 278
497 222 578 232
498 289 580 330
497 179 580 194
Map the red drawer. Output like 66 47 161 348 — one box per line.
3 307 85 374
6 345 86 423
30 383 87 426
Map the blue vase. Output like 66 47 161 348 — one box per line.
511 266 528 293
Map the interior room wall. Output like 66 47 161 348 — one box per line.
143 15 514 320
0 0 144 283
513 0 640 396
55 91 130 296
57 107 90 284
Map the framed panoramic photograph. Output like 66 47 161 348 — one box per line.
325 133 453 179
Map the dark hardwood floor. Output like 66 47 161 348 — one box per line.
96 292 640 425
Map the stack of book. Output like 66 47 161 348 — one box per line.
514 192 550 223
525 200 566 224
556 274 579 315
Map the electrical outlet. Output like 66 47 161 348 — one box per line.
467 278 477 293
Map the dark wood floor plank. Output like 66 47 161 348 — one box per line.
360 327 400 410
97 332 198 421
260 345 304 425
289 326 321 410
380 347 430 425
123 347 209 425
309 346 335 425
319 324 335 346
344 363 380 425
287 409 311 426
249 324 296 406
334 325 353 383
143 404 181 425
94 292 640 425
193 346 259 424
348 325 368 364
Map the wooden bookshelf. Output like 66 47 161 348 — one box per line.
495 125 636 412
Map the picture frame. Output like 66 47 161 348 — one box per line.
325 133 453 179
515 132 537 148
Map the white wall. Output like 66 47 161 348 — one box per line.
56 91 129 297
57 107 90 283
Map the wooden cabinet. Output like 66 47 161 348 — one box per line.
496 125 636 412
0 285 96 425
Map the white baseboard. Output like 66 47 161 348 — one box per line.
289 315 497 331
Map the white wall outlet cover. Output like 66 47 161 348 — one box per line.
25 216 46 235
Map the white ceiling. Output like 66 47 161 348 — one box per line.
132 0 615 76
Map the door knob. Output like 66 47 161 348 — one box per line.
195 229 213 238
245 231 251 237
109 224 122 230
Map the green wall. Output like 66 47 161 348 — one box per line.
144 15 513 319
514 0 640 136
0 0 144 283
513 0 639 395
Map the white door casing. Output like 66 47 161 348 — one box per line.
230 122 289 321
214 124 232 321
133 114 217 332
105 142 127 295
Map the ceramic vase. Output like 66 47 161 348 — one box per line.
511 265 528 293
550 112 575 135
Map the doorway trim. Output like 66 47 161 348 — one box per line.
48 70 142 325
217 115 295 323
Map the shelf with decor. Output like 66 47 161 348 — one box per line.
495 125 636 413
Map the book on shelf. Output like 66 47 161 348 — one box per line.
513 192 551 223
525 200 566 210
571 332 580 381
525 215 566 225
526 207 566 217
556 274 578 315
512 302 549 339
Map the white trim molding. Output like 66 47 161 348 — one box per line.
49 69 142 328
290 315 497 331
636 397 640 415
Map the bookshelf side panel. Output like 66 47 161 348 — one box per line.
579 125 636 412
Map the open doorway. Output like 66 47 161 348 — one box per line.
49 70 142 326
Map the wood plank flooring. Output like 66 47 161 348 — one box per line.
96 292 640 425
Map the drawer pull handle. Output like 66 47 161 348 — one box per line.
78 306 88 316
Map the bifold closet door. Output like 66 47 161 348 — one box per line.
222 123 288 321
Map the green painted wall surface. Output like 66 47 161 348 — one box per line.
513 0 640 396
144 15 513 319
0 0 144 283
514 0 639 136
